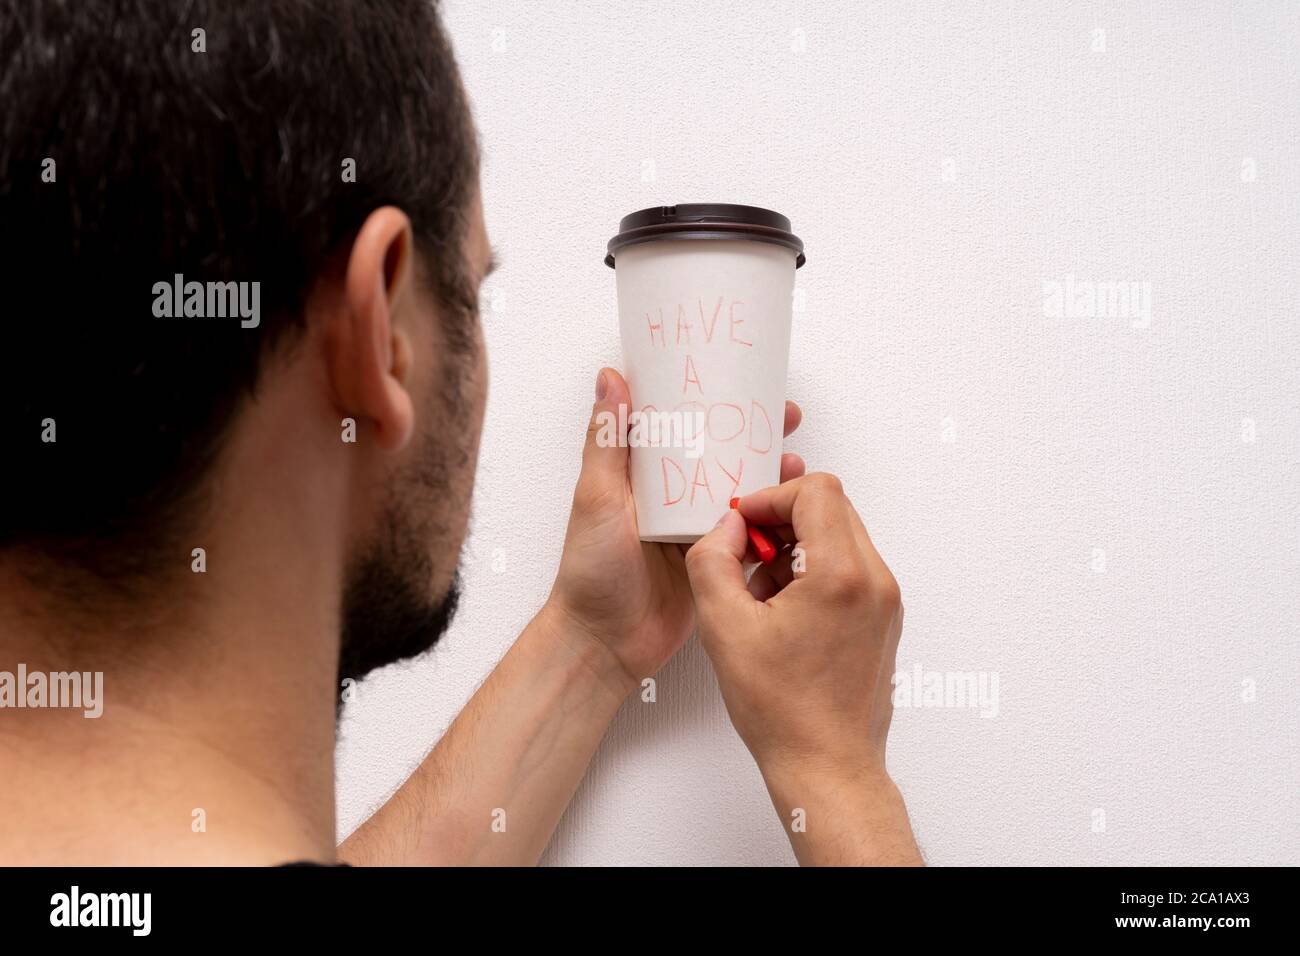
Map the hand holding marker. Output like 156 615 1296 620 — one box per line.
730 496 777 564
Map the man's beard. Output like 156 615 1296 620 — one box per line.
336 368 473 688
336 539 462 689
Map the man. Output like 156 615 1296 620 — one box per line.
0 0 921 866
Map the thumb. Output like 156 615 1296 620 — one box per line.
577 367 630 496
685 509 752 620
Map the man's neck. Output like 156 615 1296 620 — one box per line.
0 361 359 864
0 530 343 865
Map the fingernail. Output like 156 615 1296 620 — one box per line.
595 370 608 401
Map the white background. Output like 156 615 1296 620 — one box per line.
337 0 1300 865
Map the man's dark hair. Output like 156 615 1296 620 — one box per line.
0 0 478 584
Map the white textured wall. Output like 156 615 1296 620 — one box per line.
337 0 1300 865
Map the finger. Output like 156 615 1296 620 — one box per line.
684 510 753 621
744 455 805 556
747 550 796 601
576 367 631 495
734 472 857 550
728 496 783 564
782 400 802 438
767 524 798 549
650 538 688 576
766 549 797 590
736 512 761 564
747 564 780 602
779 452 805 483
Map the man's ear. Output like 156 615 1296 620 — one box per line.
329 206 417 452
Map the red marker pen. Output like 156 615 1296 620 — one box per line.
730 497 777 564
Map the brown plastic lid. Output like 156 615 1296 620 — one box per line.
605 203 805 268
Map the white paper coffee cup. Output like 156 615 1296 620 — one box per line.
605 204 805 543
